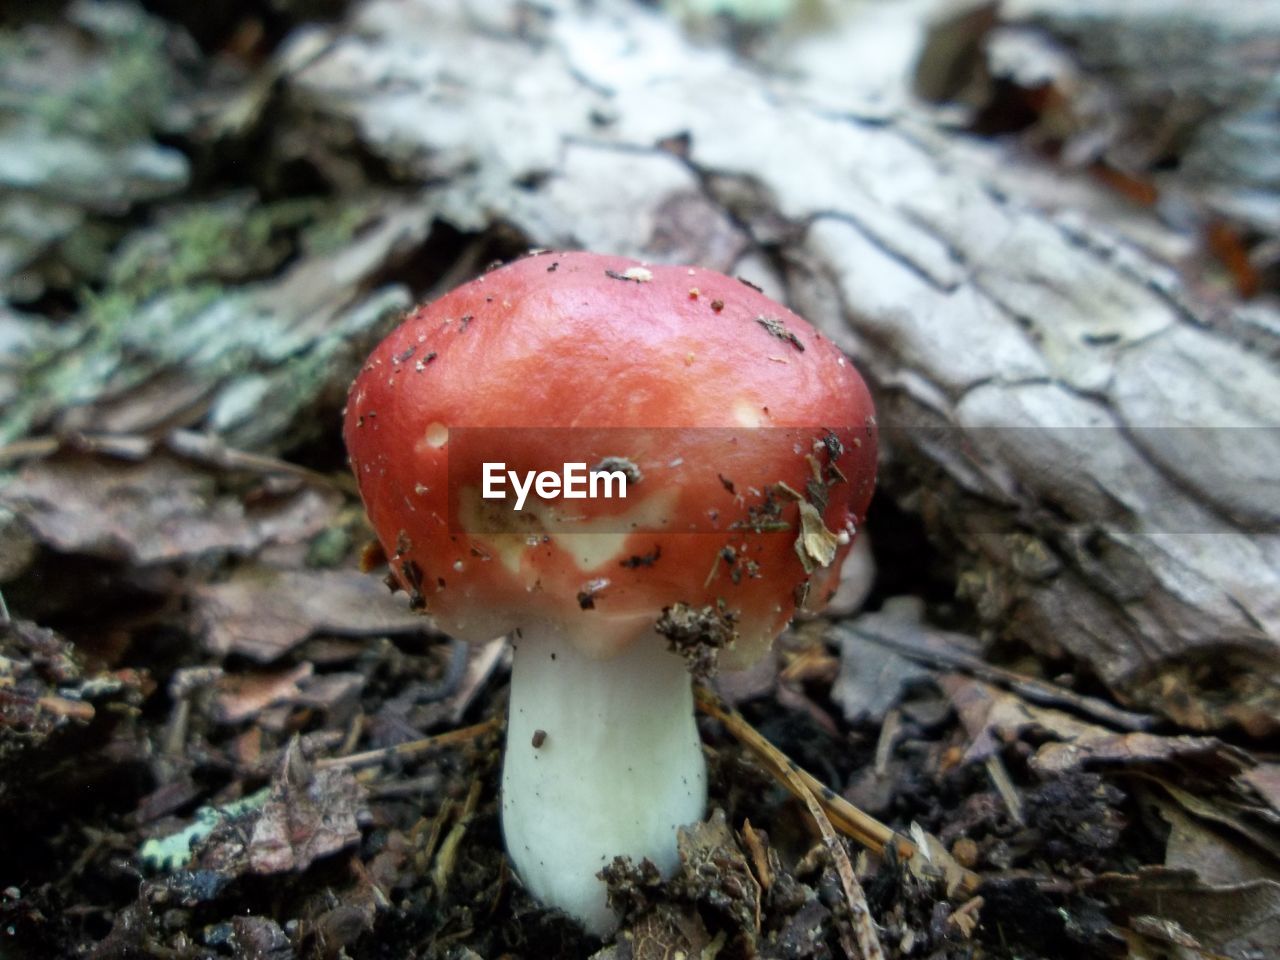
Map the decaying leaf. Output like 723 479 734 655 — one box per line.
197 742 366 876
1156 796 1277 886
211 663 314 725
942 674 1101 765
1032 731 1254 782
1145 777 1280 865
830 599 938 725
941 674 1256 790
606 904 717 960
2 451 339 567
192 565 426 661
673 809 761 935
1090 867 1280 960
794 500 840 575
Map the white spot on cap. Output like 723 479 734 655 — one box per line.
424 422 449 448
733 400 764 427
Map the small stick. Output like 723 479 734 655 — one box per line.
984 754 1025 826
793 769 883 960
697 685 883 959
873 708 900 778
694 685 981 896
317 717 499 771
696 685 906 857
165 429 357 492
792 763 885 958
0 429 355 493
846 624 1155 731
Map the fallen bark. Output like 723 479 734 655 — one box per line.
274 0 1280 731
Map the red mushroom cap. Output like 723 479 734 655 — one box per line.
343 251 876 667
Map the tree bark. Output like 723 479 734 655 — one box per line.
278 0 1280 732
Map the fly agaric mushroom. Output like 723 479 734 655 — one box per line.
343 251 876 934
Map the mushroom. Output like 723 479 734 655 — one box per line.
343 251 877 934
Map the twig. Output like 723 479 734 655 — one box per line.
984 755 1025 825
0 429 356 494
795 770 883 960
165 429 357 493
0 432 149 465
694 685 982 896
696 686 905 856
316 718 500 771
0 436 60 465
873 709 900 778
695 685 884 959
841 623 1156 732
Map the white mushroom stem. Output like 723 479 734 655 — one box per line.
501 624 707 935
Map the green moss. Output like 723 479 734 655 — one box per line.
26 12 171 145
302 201 379 257
306 527 353 569
110 198 323 300
0 194 409 453
139 788 270 873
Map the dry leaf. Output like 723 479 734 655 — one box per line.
197 744 366 877
1090 867 1280 960
794 500 839 574
212 664 313 725
192 566 426 662
3 452 337 566
1155 795 1277 886
831 600 937 725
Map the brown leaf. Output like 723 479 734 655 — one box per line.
244 742 366 880
942 674 1100 764
246 764 363 871
941 675 1254 788
674 809 761 934
198 744 366 876
1156 796 1277 886
1089 867 1280 960
3 451 337 566
1032 732 1253 782
192 566 425 662
212 664 313 724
